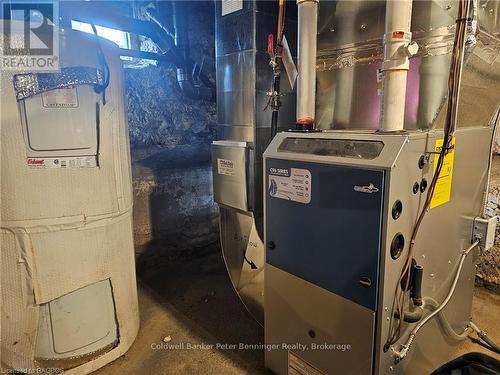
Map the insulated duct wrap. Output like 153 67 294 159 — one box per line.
13 66 105 100
1 28 138 374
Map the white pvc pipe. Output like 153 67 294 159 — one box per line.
380 0 414 132
296 0 318 128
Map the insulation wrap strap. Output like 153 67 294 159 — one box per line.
1 205 133 234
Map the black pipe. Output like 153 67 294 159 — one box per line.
70 5 215 100
411 264 424 307
394 307 423 323
270 68 281 140
172 1 214 101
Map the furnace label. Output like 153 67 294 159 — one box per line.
217 158 236 176
288 351 326 375
430 137 455 208
41 86 79 108
26 156 97 169
269 168 311 204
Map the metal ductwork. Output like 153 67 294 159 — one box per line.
213 0 500 325
212 1 297 323
172 1 214 101
65 2 215 101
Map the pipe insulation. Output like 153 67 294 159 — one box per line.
296 0 318 129
380 0 416 132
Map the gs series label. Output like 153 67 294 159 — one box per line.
268 167 311 204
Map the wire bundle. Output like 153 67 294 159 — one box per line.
385 0 472 349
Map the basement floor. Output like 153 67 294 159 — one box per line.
93 244 500 375
2 244 498 374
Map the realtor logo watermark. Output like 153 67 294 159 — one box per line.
1 0 59 70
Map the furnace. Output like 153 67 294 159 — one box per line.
263 127 495 374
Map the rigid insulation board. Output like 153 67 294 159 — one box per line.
0 28 138 373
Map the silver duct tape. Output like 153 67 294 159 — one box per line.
13 67 104 101
317 24 478 71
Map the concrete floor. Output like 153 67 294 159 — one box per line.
2 245 498 374
92 246 500 375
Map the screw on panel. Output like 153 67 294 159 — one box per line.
389 366 394 372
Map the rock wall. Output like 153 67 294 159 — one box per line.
480 154 500 292
124 1 218 256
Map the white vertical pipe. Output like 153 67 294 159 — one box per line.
380 0 414 132
296 0 318 128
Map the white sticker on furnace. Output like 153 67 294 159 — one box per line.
41 86 78 108
269 168 311 204
217 158 236 176
221 0 242 16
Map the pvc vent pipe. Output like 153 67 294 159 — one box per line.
296 0 318 130
379 0 417 132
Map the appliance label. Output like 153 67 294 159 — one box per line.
27 156 97 169
221 0 242 16
217 158 236 176
41 86 78 108
430 137 455 208
268 167 311 204
288 351 326 375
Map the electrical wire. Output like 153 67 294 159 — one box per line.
392 241 479 360
385 0 472 349
469 321 500 354
91 24 111 104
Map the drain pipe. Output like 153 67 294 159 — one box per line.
296 0 318 130
379 0 418 132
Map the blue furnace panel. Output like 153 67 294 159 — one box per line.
266 159 384 311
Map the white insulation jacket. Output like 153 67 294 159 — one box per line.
1 28 139 373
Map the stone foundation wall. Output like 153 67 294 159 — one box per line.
124 2 218 256
480 154 500 291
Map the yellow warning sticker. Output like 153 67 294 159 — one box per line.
430 138 455 209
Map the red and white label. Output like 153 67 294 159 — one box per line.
26 156 97 169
